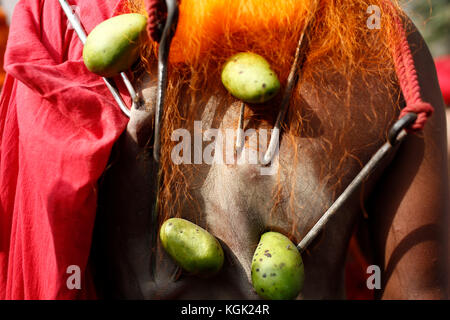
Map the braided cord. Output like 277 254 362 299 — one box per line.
389 3 434 131
145 0 167 42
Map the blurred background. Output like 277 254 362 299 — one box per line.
405 0 450 58
0 0 448 300
1 0 16 24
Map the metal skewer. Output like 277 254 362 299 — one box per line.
297 112 418 253
260 1 319 166
236 102 246 153
261 29 308 165
149 0 180 280
58 0 135 118
153 0 179 162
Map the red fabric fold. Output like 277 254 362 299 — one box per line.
0 0 129 299
435 56 450 106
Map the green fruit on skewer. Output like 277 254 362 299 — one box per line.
251 232 304 300
160 218 225 276
83 13 147 77
221 52 281 103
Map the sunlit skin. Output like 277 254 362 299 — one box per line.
90 13 448 299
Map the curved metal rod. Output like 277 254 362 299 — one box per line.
235 102 246 153
388 112 417 145
153 0 179 162
297 114 416 253
58 0 134 118
260 21 310 165
259 0 320 166
106 79 133 117
149 0 180 281
120 72 139 105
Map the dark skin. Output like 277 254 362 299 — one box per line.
368 24 448 299
90 19 448 299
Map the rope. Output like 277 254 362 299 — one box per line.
390 3 434 131
145 0 167 43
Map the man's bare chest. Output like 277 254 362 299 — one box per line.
94 70 400 299
164 78 398 292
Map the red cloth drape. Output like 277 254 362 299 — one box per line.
0 0 129 299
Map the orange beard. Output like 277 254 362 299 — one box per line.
131 0 402 83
